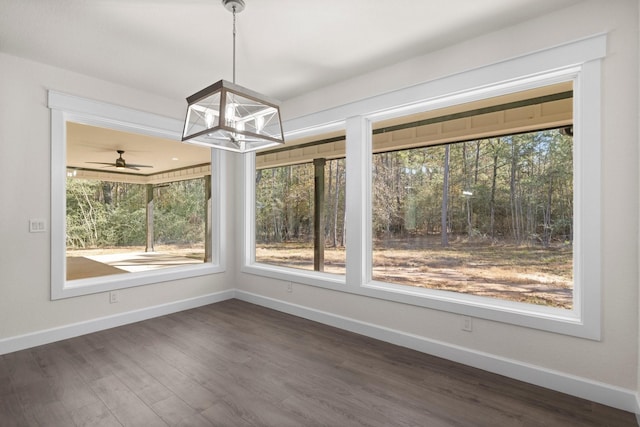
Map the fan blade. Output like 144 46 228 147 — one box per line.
86 162 115 166
126 163 153 168
125 166 141 171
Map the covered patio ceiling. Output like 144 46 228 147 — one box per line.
66 122 211 184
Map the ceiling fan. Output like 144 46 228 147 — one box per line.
87 150 152 171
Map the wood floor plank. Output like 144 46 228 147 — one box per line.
0 357 14 397
108 399 167 427
108 335 221 412
0 392 30 427
68 401 122 427
30 345 103 412
200 400 254 426
23 400 76 427
3 350 46 388
174 412 215 427
0 299 635 427
150 395 201 426
90 374 142 410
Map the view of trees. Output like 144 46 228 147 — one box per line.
373 128 573 247
66 177 207 249
371 127 573 307
255 159 347 247
255 128 572 251
254 127 574 307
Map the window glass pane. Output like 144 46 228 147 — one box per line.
372 85 574 309
154 178 208 256
66 177 209 280
65 122 212 281
255 153 346 274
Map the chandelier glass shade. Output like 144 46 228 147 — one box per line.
182 79 284 152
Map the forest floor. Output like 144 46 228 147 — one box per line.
69 240 573 309
256 237 573 309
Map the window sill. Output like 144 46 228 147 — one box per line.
241 263 346 290
53 263 225 300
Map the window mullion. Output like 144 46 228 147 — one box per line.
345 116 372 288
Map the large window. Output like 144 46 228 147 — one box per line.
244 35 604 338
50 92 223 299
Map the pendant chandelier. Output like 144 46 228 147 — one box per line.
181 0 285 153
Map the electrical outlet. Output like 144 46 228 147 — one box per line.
462 316 473 332
109 291 120 304
286 282 293 293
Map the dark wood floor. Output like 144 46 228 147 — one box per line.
0 299 635 426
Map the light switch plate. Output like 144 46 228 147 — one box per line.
29 218 46 233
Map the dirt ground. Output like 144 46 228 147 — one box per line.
70 240 573 309
256 239 573 309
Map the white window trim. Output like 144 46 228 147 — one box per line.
242 34 605 339
49 91 225 300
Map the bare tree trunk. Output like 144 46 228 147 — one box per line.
79 184 98 247
462 141 468 178
543 177 553 248
327 160 334 247
342 206 347 247
102 182 113 206
466 197 472 238
510 140 521 244
333 160 341 247
490 149 498 239
441 145 450 247
474 141 480 185
271 168 279 242
462 141 472 238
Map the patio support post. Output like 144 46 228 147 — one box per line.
145 184 154 252
205 175 212 262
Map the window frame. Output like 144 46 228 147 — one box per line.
242 34 605 339
49 91 225 300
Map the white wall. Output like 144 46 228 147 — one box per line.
237 0 640 409
0 52 235 343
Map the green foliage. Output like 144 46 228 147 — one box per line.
371 129 573 246
255 160 347 246
254 128 573 249
155 180 206 244
66 179 111 247
66 177 207 249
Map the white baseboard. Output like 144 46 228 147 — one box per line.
0 289 235 356
235 290 638 414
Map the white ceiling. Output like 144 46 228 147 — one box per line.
1 0 582 103
2 0 583 177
